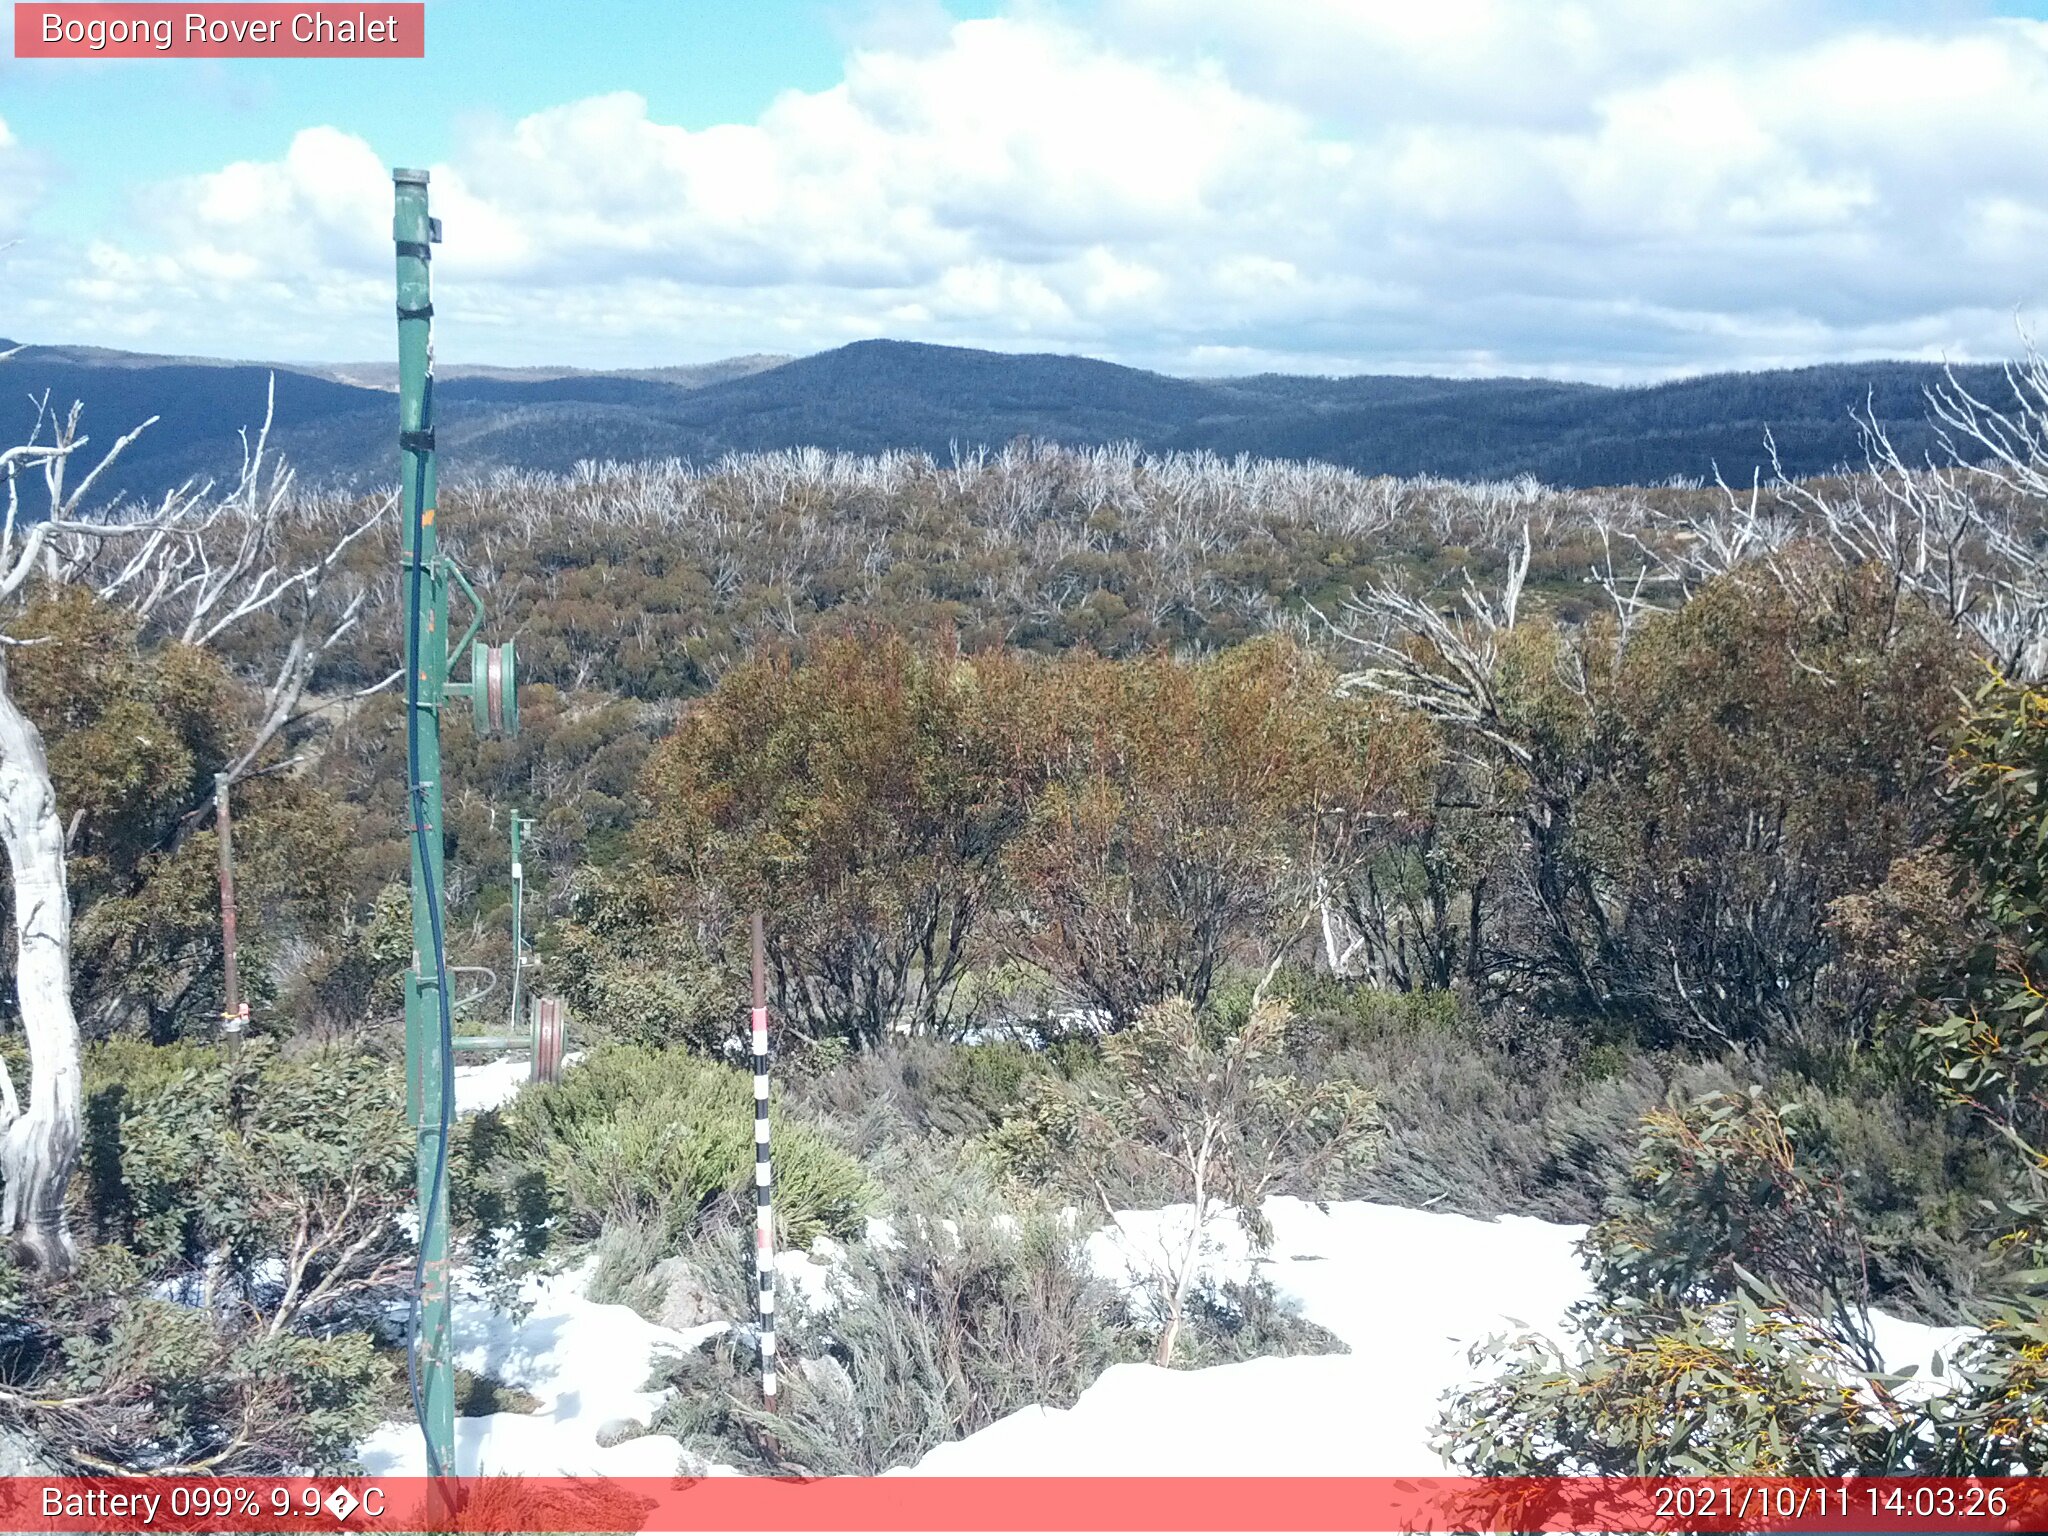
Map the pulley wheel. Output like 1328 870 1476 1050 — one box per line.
531 996 567 1085
472 639 519 738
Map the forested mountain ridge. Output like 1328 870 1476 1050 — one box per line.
0 334 2022 503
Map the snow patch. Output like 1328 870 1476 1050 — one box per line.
452 1051 585 1117
358 1257 715 1477
906 1195 1971 1476
778 1242 847 1313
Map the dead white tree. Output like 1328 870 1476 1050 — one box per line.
1664 348 2048 678
0 390 390 1271
1585 511 1681 646
0 436 80 1270
1908 354 2048 676
1328 522 1537 770
47 381 398 785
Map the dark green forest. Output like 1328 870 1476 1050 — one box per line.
1 337 2030 501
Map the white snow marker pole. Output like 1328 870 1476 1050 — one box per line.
751 911 778 1410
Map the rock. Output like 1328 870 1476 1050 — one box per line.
796 1352 855 1406
0 1425 53 1476
641 1256 722 1331
594 1418 649 1449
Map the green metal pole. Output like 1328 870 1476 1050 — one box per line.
393 166 454 1485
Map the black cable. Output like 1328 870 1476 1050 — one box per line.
400 370 457 1484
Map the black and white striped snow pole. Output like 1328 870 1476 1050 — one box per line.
750 912 778 1410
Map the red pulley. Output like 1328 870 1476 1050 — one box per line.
471 639 520 738
531 996 566 1084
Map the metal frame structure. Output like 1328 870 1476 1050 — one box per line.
444 811 567 1080
393 165 454 1484
393 166 525 1485
508 810 536 1033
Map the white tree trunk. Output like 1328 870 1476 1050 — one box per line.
0 655 80 1272
1156 1147 1211 1368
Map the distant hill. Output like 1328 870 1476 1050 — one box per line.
0 336 2019 505
312 355 793 392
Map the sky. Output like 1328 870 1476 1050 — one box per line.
3 0 2048 380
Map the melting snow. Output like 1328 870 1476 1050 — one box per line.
359 1156 1974 1477
452 1052 584 1117
358 1257 722 1478
905 1196 1974 1475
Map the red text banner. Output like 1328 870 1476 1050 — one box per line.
14 5 424 58
2 1476 2046 1533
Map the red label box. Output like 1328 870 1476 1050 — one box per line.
14 4 424 58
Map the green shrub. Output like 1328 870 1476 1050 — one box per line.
0 1241 387 1473
84 1036 224 1099
78 1040 412 1287
1439 1081 2048 1475
10 1042 406 1472
922 1042 1038 1129
1932 1310 2048 1470
495 1044 873 1247
1234 971 1471 1052
1588 1088 1874 1363
81 1038 224 1241
1308 1029 1720 1223
1435 1089 1910 1476
788 1038 1051 1145
1172 1278 1349 1370
297 882 412 1032
586 1217 672 1311
1793 1075 2009 1318
657 1153 1141 1475
1437 1288 1917 1476
544 869 732 1051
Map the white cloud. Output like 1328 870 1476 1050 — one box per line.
13 5 2048 376
0 116 43 245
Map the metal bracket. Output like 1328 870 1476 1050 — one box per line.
437 558 518 738
448 964 498 1015
445 555 486 667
